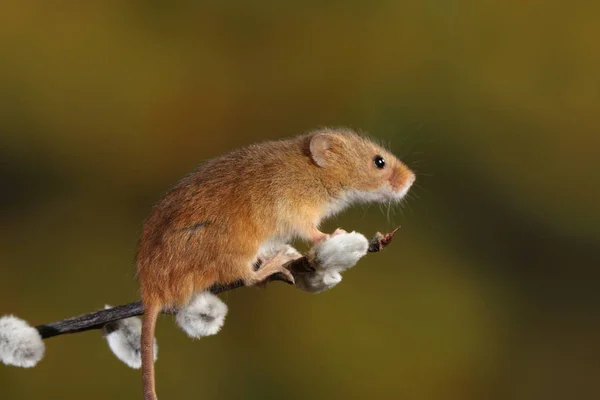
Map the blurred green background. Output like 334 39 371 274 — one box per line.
1 1 599 399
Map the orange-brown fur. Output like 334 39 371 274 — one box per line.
136 128 415 400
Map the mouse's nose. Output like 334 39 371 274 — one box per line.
390 166 415 200
406 171 416 188
391 165 415 190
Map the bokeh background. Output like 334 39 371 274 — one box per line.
1 1 599 399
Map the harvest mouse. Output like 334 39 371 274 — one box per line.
136 128 415 399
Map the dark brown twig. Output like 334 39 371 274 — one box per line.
36 228 400 339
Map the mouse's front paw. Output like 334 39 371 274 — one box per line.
311 228 346 244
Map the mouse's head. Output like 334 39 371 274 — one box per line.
308 129 415 206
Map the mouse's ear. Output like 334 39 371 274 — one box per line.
309 133 334 167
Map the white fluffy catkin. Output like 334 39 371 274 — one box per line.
102 306 157 369
0 315 45 368
176 292 228 338
295 231 369 293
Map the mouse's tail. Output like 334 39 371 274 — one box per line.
142 301 160 400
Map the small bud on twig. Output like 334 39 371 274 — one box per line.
0 315 45 368
175 292 228 338
295 231 370 293
102 306 157 369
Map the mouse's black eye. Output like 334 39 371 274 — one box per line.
374 155 386 169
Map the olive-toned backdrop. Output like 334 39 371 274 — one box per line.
1 1 599 399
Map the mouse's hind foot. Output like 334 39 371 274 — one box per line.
246 250 295 286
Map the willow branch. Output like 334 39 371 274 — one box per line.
35 228 400 339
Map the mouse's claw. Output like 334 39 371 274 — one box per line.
268 268 295 285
